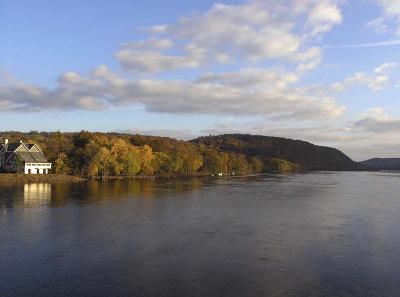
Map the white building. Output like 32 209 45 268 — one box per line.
0 139 52 174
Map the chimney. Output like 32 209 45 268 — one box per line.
20 140 23 144
5 139 8 144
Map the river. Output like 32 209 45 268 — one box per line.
1 172 400 296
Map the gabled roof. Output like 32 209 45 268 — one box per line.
6 151 49 164
27 144 42 153
2 143 27 152
1 142 42 153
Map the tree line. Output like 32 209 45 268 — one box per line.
1 131 268 177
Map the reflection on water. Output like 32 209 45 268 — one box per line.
23 183 51 208
1 172 400 297
0 177 209 209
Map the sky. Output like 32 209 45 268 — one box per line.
0 0 400 161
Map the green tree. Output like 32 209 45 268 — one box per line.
152 152 172 176
110 139 141 176
54 152 71 174
89 147 112 177
202 149 225 173
264 158 299 173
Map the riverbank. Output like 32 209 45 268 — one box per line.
0 173 212 185
0 174 86 185
0 172 248 186
91 172 212 180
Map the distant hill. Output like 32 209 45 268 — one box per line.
191 134 364 171
360 158 400 170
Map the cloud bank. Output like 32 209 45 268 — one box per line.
0 0 348 121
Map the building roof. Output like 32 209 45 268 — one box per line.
2 141 49 164
1 143 25 152
1 142 42 153
13 151 49 163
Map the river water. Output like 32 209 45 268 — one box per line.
1 172 400 297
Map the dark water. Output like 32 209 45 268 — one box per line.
1 172 400 297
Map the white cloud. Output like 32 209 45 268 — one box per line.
370 0 400 35
120 38 174 51
352 107 400 132
170 3 301 62
306 1 343 36
91 65 125 85
294 47 323 72
367 17 389 33
196 68 299 89
374 62 397 73
147 24 169 34
329 63 396 92
123 80 345 119
115 50 204 73
379 0 400 15
330 73 389 91
0 65 345 120
0 0 347 121
115 0 342 72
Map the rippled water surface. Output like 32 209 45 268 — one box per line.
1 172 400 297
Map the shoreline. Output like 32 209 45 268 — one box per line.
0 174 86 186
0 170 381 186
0 173 213 186
0 172 242 186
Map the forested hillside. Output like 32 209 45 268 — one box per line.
0 132 362 177
191 134 363 171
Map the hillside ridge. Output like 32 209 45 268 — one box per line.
360 158 400 170
191 134 363 171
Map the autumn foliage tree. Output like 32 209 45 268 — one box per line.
54 152 71 175
1 131 272 177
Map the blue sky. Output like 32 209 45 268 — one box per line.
1 0 400 160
